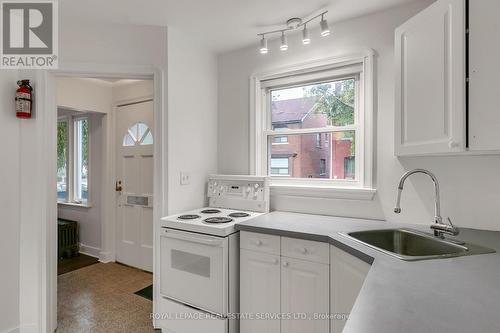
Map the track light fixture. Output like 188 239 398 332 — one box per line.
259 36 268 54
280 31 288 51
302 24 311 45
257 10 330 54
320 14 330 37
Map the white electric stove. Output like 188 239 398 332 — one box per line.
158 175 269 333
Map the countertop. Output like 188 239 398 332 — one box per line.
235 211 500 333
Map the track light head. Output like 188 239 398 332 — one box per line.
320 15 330 37
259 36 268 54
302 25 311 45
280 31 288 51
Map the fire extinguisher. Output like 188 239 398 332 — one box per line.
15 80 33 119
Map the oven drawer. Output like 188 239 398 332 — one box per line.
160 228 228 315
240 231 280 255
281 236 329 264
158 296 228 333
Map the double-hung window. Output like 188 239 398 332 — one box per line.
57 115 90 205
251 53 375 197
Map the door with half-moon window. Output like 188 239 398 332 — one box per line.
116 100 154 271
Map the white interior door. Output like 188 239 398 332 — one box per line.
116 100 154 271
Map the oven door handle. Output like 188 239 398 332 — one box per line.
162 229 224 247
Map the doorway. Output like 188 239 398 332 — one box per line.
55 76 156 332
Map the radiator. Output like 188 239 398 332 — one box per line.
58 219 79 258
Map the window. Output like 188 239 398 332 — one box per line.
123 122 153 146
57 115 91 205
57 120 68 201
270 158 289 175
320 159 326 176
74 118 89 203
252 53 374 194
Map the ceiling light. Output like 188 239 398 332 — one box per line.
280 31 288 51
302 25 311 45
320 15 330 37
259 36 268 54
257 10 328 54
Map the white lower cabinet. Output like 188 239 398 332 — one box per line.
240 231 371 333
281 257 329 333
330 246 371 333
240 249 281 333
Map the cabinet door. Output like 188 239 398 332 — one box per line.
330 246 371 333
469 0 500 150
281 257 329 333
395 0 466 156
240 249 280 333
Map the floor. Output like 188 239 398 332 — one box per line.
57 262 155 332
58 253 99 275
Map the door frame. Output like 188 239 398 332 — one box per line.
35 62 166 333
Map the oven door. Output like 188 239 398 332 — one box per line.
160 228 228 315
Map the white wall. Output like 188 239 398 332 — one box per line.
217 1 500 231
167 27 219 213
57 78 112 113
112 80 154 103
0 71 21 333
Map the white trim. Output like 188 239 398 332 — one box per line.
78 243 101 258
57 202 92 208
249 51 375 193
271 185 376 200
35 61 166 333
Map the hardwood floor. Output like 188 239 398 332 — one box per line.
57 262 154 332
58 253 99 275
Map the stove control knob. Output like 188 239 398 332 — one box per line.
254 183 259 189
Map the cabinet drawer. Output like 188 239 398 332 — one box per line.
240 231 280 255
281 237 329 264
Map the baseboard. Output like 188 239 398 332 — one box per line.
79 243 101 258
98 251 115 263
1 323 38 333
1 325 19 333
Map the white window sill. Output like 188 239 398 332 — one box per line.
58 201 93 208
270 184 376 200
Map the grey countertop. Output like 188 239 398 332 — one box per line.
235 211 500 333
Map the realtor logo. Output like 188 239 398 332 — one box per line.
1 0 58 68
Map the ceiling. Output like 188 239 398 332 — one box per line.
60 0 417 53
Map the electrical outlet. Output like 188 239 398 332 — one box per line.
180 172 190 185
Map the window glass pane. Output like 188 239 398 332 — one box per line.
75 119 89 202
269 131 355 180
137 123 148 140
123 133 135 146
57 121 68 201
271 78 355 129
140 131 153 145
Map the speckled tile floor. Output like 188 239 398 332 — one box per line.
57 262 155 333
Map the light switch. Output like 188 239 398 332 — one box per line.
180 172 190 185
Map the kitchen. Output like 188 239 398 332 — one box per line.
1 0 500 333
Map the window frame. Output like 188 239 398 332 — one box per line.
250 52 375 199
57 114 91 207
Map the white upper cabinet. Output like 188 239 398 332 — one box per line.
468 0 500 151
395 0 466 156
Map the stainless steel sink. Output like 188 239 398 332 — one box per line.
341 228 495 261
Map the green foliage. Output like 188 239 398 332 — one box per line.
57 121 67 171
305 79 355 126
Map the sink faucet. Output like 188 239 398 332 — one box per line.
394 169 459 239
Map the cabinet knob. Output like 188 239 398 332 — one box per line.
255 240 263 246
448 140 460 149
283 261 289 267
